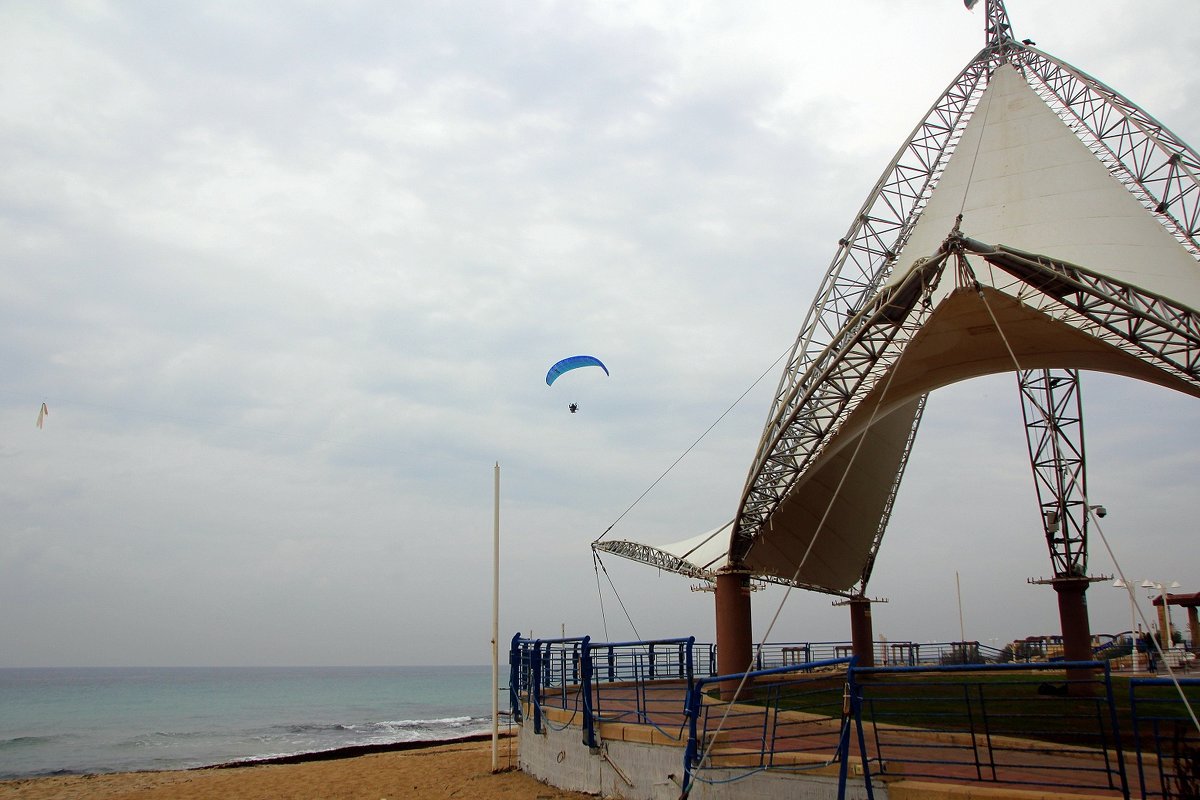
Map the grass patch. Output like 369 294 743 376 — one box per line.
747 669 1200 750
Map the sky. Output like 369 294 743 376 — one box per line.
1 0 1198 668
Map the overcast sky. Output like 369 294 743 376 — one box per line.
2 1 1198 668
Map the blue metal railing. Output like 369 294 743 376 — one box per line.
510 636 591 735
510 633 1200 798
1129 677 1200 799
510 634 699 746
682 658 858 797
582 637 696 747
850 661 1129 795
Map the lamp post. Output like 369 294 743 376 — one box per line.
1112 579 1142 672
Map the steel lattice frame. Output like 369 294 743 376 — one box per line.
956 236 1200 380
1019 369 1089 578
593 540 712 580
732 0 1200 595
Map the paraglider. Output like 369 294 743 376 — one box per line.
545 355 609 386
546 355 609 413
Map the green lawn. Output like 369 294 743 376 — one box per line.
757 670 1200 749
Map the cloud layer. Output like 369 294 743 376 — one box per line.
1 1 1198 666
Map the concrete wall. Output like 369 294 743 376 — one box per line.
517 712 873 800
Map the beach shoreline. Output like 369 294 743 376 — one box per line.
204 730 503 769
0 734 593 800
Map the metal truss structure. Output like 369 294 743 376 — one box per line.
593 539 712 581
954 236 1200 380
1019 369 1089 579
733 0 1200 596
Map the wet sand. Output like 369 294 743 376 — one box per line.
0 735 592 800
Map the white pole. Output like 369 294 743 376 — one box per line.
1131 590 1140 673
491 462 500 772
956 571 966 644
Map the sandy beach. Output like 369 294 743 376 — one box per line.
0 736 592 800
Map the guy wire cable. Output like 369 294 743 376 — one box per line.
593 550 642 642
690 260 943 780
593 550 612 643
593 344 790 544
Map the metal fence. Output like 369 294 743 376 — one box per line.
851 661 1129 796
509 634 1200 798
682 658 857 792
510 634 699 746
1129 677 1200 799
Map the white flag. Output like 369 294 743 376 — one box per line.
36 402 48 429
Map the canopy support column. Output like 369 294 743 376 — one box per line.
714 567 753 700
1053 577 1096 693
848 597 875 667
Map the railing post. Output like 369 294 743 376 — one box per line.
1130 678 1150 800
845 658 875 800
649 643 656 680
581 636 596 749
1101 660 1130 797
509 633 523 724
685 637 696 702
531 640 543 734
682 677 702 797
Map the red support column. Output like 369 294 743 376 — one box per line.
848 597 875 667
1052 577 1095 693
714 568 753 700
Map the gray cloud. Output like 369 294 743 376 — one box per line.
0 0 1197 666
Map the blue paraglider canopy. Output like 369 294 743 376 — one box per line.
545 355 609 386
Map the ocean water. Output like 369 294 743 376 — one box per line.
0 665 499 779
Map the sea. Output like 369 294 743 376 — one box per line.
0 665 499 780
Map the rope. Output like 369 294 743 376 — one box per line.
593 345 790 544
590 345 790 656
593 550 612 642
593 551 643 642
956 69 997 219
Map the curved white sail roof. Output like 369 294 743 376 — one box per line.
889 65 1200 305
600 61 1200 594
739 64 1200 591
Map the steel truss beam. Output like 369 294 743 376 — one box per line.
591 540 712 581
736 255 946 564
957 236 1200 383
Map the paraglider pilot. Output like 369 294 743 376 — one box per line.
568 403 578 414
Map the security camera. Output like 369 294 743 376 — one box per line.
1093 505 1107 518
